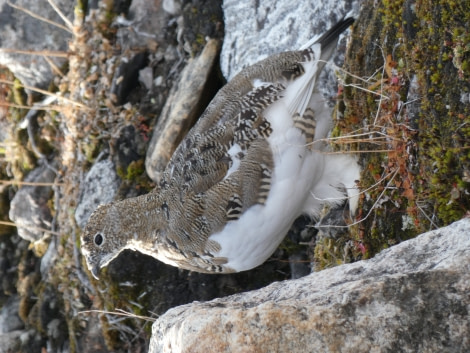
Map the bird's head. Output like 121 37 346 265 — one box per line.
81 202 131 280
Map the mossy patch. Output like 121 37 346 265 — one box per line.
323 0 470 267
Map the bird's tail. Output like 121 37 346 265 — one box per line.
300 17 355 53
287 18 354 118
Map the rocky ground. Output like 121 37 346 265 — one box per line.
0 0 469 352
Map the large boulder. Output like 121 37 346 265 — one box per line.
149 218 470 353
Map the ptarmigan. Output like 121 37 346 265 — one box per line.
81 18 360 277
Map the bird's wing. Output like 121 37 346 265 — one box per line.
156 80 284 269
163 79 284 205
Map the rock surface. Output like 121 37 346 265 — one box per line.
149 218 470 353
0 295 23 334
0 0 73 88
221 0 361 80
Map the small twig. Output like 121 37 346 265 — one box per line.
323 149 394 154
46 0 74 31
0 180 63 186
327 130 401 142
0 220 61 236
0 48 70 58
416 202 440 230
0 79 91 110
78 309 157 323
6 0 73 34
42 55 65 77
341 82 389 99
347 167 400 228
315 168 400 229
0 102 63 111
335 65 389 99
372 43 392 126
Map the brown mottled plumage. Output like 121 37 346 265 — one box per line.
81 18 360 277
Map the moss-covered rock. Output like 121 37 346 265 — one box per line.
328 0 470 264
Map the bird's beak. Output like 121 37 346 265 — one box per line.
91 263 101 280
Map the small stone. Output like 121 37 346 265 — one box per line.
9 164 55 243
75 159 120 228
163 0 182 15
139 66 154 90
0 295 24 334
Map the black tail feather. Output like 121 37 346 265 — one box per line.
316 17 355 49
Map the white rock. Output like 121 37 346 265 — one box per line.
149 219 470 353
162 0 182 15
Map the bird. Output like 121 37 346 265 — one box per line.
81 18 360 278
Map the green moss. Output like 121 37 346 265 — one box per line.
126 160 145 180
6 78 27 123
314 238 344 269
12 79 26 105
323 0 470 269
195 33 206 46
116 159 145 181
74 0 88 22
81 137 101 162
278 236 305 254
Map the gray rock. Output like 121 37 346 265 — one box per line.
220 0 361 105
0 328 45 353
40 238 57 278
163 0 182 16
9 164 55 242
0 295 24 334
145 39 221 182
0 0 73 88
0 330 22 353
149 218 470 353
75 159 120 228
115 0 169 53
221 0 361 81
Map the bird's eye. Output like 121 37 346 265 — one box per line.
94 233 104 246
